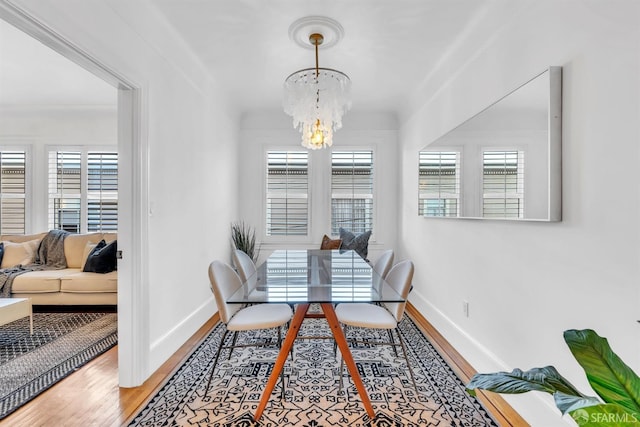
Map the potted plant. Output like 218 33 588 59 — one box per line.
466 329 640 426
230 221 260 264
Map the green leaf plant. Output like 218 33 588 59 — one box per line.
230 221 260 264
466 329 640 426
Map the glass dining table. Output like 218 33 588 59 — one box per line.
227 249 405 421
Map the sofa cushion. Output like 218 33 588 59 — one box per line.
1 239 41 268
0 232 47 243
83 240 117 273
12 271 64 293
60 271 117 293
64 233 103 268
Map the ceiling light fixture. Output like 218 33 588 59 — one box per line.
283 17 351 150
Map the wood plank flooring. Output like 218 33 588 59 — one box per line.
0 306 528 426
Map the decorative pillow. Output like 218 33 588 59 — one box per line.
339 228 372 262
81 241 99 268
320 234 341 250
83 239 117 274
1 239 40 268
0 242 4 267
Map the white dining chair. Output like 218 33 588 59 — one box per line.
334 260 418 393
372 249 394 279
205 260 293 397
232 249 256 283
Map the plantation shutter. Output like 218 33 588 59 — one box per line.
48 151 81 233
266 151 308 236
418 151 460 217
483 150 524 218
87 151 118 231
48 149 118 233
0 151 27 234
331 150 373 235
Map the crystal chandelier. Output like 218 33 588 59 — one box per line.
283 32 351 150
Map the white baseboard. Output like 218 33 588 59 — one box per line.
148 296 215 375
409 291 572 426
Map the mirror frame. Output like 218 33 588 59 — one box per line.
419 66 562 222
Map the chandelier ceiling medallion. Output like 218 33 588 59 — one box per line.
283 17 352 150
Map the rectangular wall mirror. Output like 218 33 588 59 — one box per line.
419 66 562 221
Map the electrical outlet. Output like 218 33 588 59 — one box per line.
463 301 469 317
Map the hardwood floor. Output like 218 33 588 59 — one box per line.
0 315 220 427
1 306 528 427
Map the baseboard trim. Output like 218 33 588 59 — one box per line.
148 297 216 374
406 303 530 426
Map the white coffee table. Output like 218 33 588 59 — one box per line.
0 298 33 334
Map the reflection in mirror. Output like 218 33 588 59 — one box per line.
419 67 562 221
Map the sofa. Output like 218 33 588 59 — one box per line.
1 232 117 305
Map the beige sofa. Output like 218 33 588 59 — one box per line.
2 232 117 305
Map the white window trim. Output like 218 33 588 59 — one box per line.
261 144 378 246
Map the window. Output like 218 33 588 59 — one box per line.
48 149 118 233
0 150 27 234
482 150 524 218
87 152 118 231
331 151 373 235
418 151 460 217
266 151 308 236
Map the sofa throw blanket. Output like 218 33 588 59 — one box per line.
0 229 69 297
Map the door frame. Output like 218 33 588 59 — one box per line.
0 1 150 386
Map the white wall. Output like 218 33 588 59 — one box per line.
239 111 398 264
400 1 640 425
7 0 240 381
0 107 117 232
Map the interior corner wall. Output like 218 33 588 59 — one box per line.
399 2 639 425
238 111 398 263
8 0 240 382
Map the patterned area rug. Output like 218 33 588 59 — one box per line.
0 312 118 419
130 315 497 426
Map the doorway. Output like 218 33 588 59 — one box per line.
0 3 148 387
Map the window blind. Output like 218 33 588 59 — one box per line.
87 151 118 231
482 150 524 218
48 151 81 233
0 151 26 234
266 151 308 236
418 151 460 217
48 149 118 233
331 150 373 235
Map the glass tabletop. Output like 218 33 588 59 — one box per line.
227 249 405 304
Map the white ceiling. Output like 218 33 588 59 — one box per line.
0 1 525 115
0 18 116 107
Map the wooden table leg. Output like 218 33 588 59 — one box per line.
320 303 376 420
254 303 309 421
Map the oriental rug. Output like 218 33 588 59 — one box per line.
129 315 497 426
0 311 118 419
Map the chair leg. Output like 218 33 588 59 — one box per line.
228 331 239 360
205 329 230 394
388 329 398 357
395 328 419 394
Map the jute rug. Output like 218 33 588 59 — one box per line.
0 311 118 419
129 315 497 426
